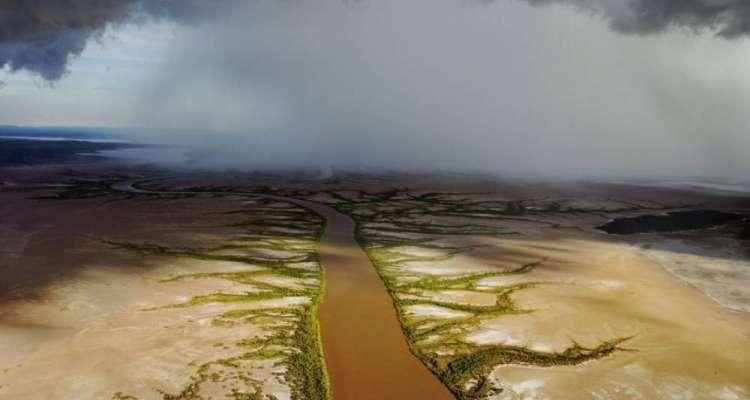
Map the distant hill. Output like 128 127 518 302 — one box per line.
0 126 127 141
0 127 140 167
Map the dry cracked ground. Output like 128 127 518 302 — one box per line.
1 165 749 400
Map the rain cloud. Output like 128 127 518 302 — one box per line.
519 0 750 38
2 0 750 81
0 0 231 80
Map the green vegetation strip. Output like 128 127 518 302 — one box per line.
104 196 329 400
322 188 632 399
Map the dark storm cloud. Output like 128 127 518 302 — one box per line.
3 0 750 181
3 0 750 82
625 0 750 38
520 0 750 38
0 0 230 81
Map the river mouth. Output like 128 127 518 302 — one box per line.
598 210 746 235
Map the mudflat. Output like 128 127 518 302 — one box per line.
1 164 749 399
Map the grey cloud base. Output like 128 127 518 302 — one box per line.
1 0 750 183
0 0 229 80
2 0 750 81
520 0 750 38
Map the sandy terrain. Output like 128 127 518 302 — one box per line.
479 237 750 399
285 175 750 399
638 239 750 313
1 164 749 400
0 168 328 399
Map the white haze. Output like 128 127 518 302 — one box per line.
12 0 750 180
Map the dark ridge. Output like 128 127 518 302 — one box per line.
739 220 750 239
0 138 136 167
598 210 745 235
0 126 124 141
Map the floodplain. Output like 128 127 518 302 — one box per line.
1 160 749 400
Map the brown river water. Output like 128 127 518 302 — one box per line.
113 181 454 399
296 199 453 400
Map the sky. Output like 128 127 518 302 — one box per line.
1 0 750 180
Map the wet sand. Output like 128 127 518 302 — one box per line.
294 199 454 400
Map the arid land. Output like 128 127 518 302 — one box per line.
1 159 749 400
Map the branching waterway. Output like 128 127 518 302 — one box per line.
111 179 453 400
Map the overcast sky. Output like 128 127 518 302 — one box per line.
1 0 750 180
